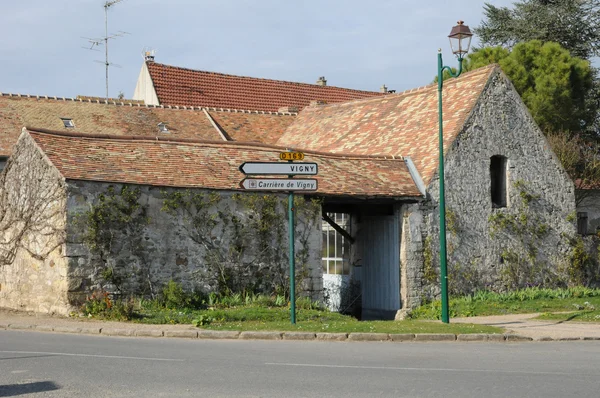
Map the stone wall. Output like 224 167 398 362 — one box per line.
0 133 69 314
64 181 323 307
423 70 576 295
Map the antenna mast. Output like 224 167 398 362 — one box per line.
83 1 128 100
103 0 124 100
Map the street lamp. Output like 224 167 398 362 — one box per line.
437 21 473 324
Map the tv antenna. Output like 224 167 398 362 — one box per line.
82 0 129 100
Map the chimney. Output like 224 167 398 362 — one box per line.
380 84 388 93
316 76 327 86
278 106 299 113
144 50 156 62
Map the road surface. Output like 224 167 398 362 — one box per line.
1 330 599 397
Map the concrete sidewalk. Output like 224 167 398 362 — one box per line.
452 313 600 340
1 308 598 342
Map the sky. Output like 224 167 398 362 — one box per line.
0 0 516 99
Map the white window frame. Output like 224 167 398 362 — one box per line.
322 213 350 275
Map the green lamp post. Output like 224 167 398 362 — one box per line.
437 21 473 324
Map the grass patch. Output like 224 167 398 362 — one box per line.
410 287 600 321
130 303 500 334
535 311 600 322
82 295 500 334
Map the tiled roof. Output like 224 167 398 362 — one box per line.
207 110 295 143
25 128 421 198
146 62 384 112
0 94 294 156
278 65 498 185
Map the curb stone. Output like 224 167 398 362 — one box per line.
457 334 488 342
34 325 55 332
390 333 415 342
283 332 316 340
504 334 533 341
2 323 597 343
197 330 241 340
240 331 282 340
8 324 33 330
53 326 82 334
415 333 456 342
80 327 102 334
316 332 347 341
348 333 389 342
135 329 163 338
101 328 136 337
164 330 198 339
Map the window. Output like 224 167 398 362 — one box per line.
577 212 588 235
490 155 508 208
61 118 74 128
322 213 350 275
158 122 169 133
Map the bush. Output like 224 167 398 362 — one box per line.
81 290 135 321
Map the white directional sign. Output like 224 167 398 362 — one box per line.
239 162 318 176
240 178 318 191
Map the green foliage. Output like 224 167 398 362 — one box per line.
81 290 135 321
567 236 597 286
411 286 600 320
547 132 600 199
192 314 215 327
475 0 600 60
162 280 190 309
464 40 595 134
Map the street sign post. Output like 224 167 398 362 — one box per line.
238 162 318 175
238 154 319 325
240 178 318 191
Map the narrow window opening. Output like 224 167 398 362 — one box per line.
577 212 588 235
61 118 74 128
490 155 508 208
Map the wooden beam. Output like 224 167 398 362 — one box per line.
322 213 355 244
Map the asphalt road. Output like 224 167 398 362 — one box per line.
1 330 599 398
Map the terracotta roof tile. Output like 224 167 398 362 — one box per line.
0 94 294 156
146 62 384 112
26 129 421 198
278 65 498 185
207 110 295 144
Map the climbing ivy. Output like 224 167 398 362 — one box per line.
488 180 559 289
161 190 321 298
80 185 152 297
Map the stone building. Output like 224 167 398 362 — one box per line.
279 64 576 317
0 64 580 318
0 128 418 314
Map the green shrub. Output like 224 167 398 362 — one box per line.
162 280 190 309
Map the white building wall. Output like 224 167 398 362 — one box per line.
132 62 160 105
